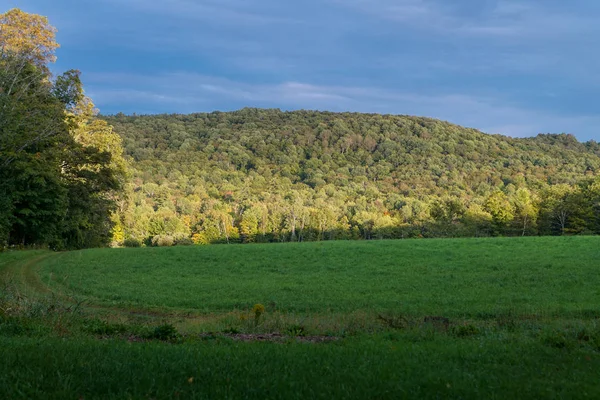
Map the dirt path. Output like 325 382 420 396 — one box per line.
0 252 59 295
0 252 339 342
1 251 210 322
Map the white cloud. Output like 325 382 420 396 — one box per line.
86 71 600 140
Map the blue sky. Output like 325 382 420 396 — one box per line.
6 0 600 141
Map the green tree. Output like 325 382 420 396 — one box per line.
511 188 538 236
484 191 514 235
0 9 124 249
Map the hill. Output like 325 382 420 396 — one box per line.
102 109 600 244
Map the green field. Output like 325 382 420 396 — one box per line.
38 237 600 316
2 237 600 399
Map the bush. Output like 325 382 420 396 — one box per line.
146 323 179 341
173 234 193 246
191 233 209 245
151 235 174 247
123 238 142 248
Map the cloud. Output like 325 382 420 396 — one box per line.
332 0 449 26
29 0 600 141
97 0 299 26
333 0 600 39
85 71 600 140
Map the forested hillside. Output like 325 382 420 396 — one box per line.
2 8 598 250
103 109 600 245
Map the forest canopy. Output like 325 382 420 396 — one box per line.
103 109 600 246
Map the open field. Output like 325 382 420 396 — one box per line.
2 237 600 399
38 236 600 316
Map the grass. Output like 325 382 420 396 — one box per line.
2 236 600 398
2 335 600 399
38 236 600 316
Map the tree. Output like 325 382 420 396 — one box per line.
0 57 67 168
484 191 514 235
0 9 62 168
0 9 124 249
538 184 577 235
511 188 538 236
0 8 59 68
102 107 600 244
0 52 71 246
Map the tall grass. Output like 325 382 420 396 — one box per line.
1 334 599 399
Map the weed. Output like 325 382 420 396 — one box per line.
146 323 180 342
422 316 450 331
377 314 409 330
252 303 265 324
453 323 480 338
285 324 306 337
575 327 600 350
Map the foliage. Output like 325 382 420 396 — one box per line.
122 238 141 248
145 323 179 341
151 234 174 247
103 110 600 244
0 8 59 68
0 9 124 249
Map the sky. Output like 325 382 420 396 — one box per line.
5 0 600 141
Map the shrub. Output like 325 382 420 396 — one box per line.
152 235 174 247
123 238 142 248
173 234 194 246
146 323 179 341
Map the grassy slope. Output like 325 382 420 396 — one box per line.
39 237 600 316
2 237 600 399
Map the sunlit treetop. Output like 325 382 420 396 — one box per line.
0 8 59 68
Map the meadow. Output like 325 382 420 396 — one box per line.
38 236 600 317
2 237 600 399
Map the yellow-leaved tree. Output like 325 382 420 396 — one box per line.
0 8 61 167
69 95 128 179
64 78 130 246
0 8 59 68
